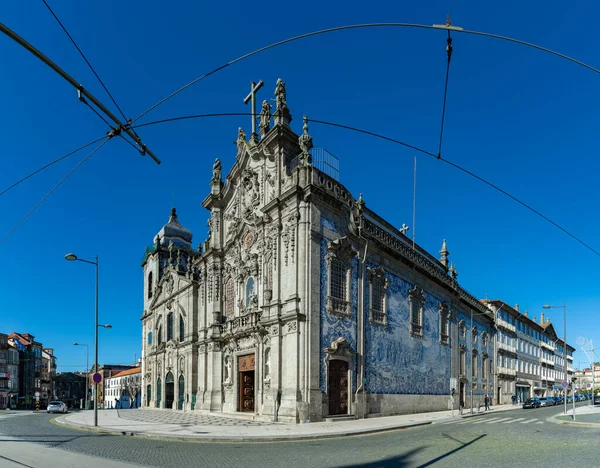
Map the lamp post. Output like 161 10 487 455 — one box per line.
543 301 567 415
73 343 89 409
65 253 106 427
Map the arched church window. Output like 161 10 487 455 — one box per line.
167 313 173 341
179 315 184 342
148 272 153 299
158 326 162 345
225 278 235 319
147 331 153 345
245 277 256 308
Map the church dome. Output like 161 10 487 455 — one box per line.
157 208 192 245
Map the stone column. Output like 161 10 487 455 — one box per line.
201 342 223 412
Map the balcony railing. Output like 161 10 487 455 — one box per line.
540 358 555 366
567 355 574 361
540 341 555 352
496 318 516 333
222 311 262 335
498 366 516 376
497 342 517 354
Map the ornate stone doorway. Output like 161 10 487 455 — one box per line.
328 360 348 415
165 372 174 409
238 354 255 412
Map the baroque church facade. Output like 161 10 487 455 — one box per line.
140 79 496 422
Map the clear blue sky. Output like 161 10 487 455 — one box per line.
1 1 599 373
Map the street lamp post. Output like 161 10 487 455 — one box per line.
543 301 567 416
73 343 88 409
65 253 108 427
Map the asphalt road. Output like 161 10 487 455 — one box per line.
0 403 597 468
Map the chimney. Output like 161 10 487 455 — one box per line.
515 304 519 311
524 311 528 318
540 313 544 324
532 316 536 323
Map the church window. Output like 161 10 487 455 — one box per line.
158 326 162 345
472 327 478 344
439 302 450 344
482 354 488 379
408 285 425 337
167 313 173 341
325 237 354 318
179 316 185 342
472 350 478 379
368 267 388 326
225 278 235 319
148 272 153 299
459 320 466 338
245 277 256 309
147 331 152 345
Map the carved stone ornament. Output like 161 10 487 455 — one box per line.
325 236 356 266
287 321 297 333
199 344 206 353
324 337 355 358
270 325 279 336
242 230 255 249
408 284 425 307
165 274 174 296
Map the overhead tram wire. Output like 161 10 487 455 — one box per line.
0 135 108 197
132 23 600 125
0 138 111 246
41 0 130 126
0 22 158 164
437 24 453 159
131 112 600 259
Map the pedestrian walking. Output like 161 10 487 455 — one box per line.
484 394 490 411
511 394 516 405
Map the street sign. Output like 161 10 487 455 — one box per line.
587 383 592 389
93 372 102 384
561 380 569 389
34 391 40 397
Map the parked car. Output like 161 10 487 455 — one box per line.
593 395 600 405
523 398 541 409
47 401 68 414
552 397 563 405
539 397 554 407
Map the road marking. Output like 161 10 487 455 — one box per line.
471 417 502 424
520 419 538 424
503 418 526 423
535 421 545 424
487 417 511 424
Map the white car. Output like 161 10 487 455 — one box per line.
47 401 68 413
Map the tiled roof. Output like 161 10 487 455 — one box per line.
111 367 141 378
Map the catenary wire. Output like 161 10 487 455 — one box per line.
41 0 130 124
132 112 599 258
0 136 108 197
438 30 453 158
0 138 111 246
131 23 600 124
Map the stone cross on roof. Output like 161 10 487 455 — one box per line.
243 80 264 136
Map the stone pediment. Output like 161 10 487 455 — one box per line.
149 270 191 310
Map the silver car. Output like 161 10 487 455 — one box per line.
47 401 68 413
539 397 554 407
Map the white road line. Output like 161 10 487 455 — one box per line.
535 421 545 424
471 417 502 424
487 417 511 424
503 418 526 423
441 419 462 425
520 419 538 424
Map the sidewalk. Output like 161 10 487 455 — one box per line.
57 403 521 442
549 403 600 427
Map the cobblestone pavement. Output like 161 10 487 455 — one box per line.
116 409 275 426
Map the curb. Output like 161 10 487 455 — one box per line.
547 413 600 429
54 415 432 443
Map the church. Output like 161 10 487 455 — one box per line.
140 79 495 422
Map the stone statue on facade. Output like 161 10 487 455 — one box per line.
259 100 271 135
236 127 246 157
211 158 222 184
274 78 287 110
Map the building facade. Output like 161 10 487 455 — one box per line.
105 367 142 409
0 333 9 409
484 301 574 403
41 348 57 407
140 79 496 422
55 372 87 409
9 333 43 409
